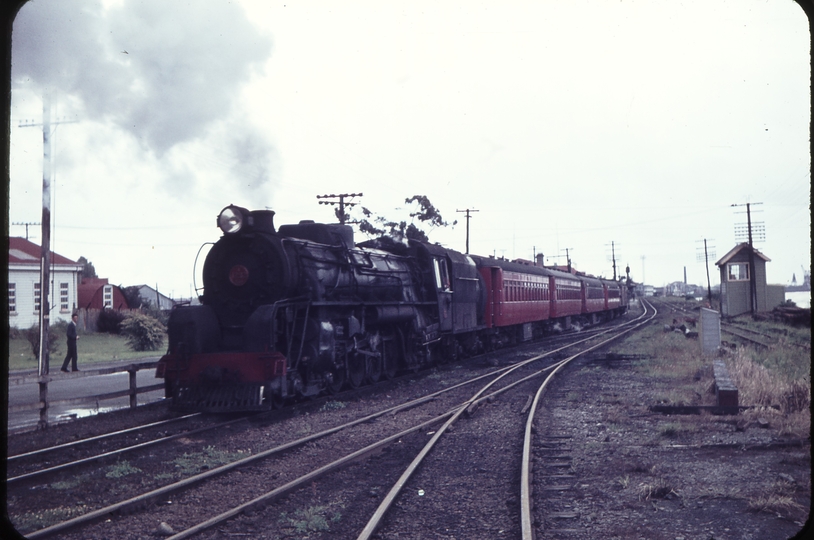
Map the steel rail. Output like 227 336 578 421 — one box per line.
23 313 642 539
352 311 650 539
165 411 458 540
7 413 200 462
7 414 252 485
520 299 657 539
23 377 499 539
169 315 644 540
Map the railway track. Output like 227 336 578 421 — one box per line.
10 303 653 539
6 320 627 489
655 297 810 350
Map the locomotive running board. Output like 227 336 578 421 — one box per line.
173 384 269 412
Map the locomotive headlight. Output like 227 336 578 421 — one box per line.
218 206 245 234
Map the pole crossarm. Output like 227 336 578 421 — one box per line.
317 193 363 225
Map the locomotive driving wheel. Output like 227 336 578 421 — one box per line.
326 368 345 394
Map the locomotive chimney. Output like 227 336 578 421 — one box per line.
250 210 276 233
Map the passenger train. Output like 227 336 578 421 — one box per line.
155 206 630 411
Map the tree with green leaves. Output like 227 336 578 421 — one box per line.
77 256 97 279
351 195 456 243
121 285 144 309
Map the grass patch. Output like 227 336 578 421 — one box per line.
9 332 165 370
12 505 90 534
658 420 698 439
613 306 810 438
748 494 804 515
279 504 343 534
49 478 82 490
321 400 347 411
105 460 142 478
638 478 677 501
167 446 247 477
725 349 810 438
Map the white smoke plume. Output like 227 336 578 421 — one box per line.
12 0 275 186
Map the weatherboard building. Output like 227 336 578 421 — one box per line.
715 243 785 317
7 237 84 329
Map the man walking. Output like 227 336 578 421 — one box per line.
61 313 80 372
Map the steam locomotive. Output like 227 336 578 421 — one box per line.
155 205 629 411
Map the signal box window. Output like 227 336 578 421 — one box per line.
727 263 750 282
103 285 113 308
9 283 16 313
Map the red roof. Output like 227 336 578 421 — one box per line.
8 237 79 265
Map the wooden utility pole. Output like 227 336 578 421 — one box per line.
731 202 764 314
317 193 363 224
606 241 619 280
697 239 716 305
19 94 78 428
12 221 41 240
456 208 479 254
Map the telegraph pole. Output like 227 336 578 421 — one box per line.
731 202 764 314
456 208 479 254
19 94 78 428
697 239 716 305
12 221 41 240
317 193 363 225
606 241 619 280
562 248 573 272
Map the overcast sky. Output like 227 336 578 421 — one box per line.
8 0 811 301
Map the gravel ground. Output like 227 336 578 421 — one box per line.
6 307 810 540
532 352 810 540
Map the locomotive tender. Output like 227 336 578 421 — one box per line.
155 205 628 411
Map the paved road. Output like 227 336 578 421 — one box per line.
7 357 166 433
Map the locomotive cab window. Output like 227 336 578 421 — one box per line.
433 258 451 290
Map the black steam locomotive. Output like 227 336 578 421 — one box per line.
155 205 627 411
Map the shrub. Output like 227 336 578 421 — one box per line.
120 312 166 351
97 309 127 334
24 324 60 359
143 305 169 326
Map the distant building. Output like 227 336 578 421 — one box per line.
715 243 785 316
132 284 177 310
78 277 131 311
786 269 811 292
7 237 84 328
634 284 655 297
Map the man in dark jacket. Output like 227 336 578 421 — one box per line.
61 313 80 372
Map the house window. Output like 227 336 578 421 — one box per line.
60 282 70 311
103 285 113 308
8 283 16 313
727 263 750 282
34 282 41 312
